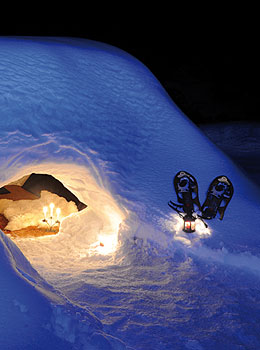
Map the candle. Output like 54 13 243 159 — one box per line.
56 208 61 221
43 206 48 219
50 203 54 217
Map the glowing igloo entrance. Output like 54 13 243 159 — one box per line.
0 163 126 273
0 172 87 236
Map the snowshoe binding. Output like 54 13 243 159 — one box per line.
201 175 234 220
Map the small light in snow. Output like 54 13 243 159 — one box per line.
183 216 196 233
98 233 119 254
88 232 119 256
88 209 124 256
171 214 211 246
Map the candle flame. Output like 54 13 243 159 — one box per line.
49 203 54 217
56 208 61 220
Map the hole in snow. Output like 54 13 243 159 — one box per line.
0 163 126 276
0 173 87 237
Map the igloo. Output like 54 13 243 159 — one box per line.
1 37 260 349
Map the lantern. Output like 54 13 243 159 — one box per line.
183 215 196 233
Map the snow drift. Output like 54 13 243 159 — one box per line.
1 37 260 349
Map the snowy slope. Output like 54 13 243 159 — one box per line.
0 228 112 349
1 37 259 251
1 37 260 349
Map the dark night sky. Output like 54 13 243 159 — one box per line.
1 22 259 125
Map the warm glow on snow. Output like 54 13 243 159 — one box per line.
173 215 184 232
164 213 211 246
90 233 119 255
173 214 211 238
89 209 124 255
4 162 126 270
195 218 211 237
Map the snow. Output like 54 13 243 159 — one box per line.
0 36 260 349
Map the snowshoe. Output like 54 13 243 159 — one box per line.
172 170 201 216
168 171 208 232
201 175 234 220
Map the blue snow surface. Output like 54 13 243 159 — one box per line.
0 37 260 349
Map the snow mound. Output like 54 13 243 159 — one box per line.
0 37 260 349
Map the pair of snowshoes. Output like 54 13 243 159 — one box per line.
168 171 234 231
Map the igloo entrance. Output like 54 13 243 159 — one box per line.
0 163 125 260
0 173 87 237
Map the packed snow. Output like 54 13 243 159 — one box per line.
1 37 260 349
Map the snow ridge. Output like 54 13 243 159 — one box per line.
1 37 260 349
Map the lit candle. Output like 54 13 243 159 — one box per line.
43 206 48 219
56 208 61 221
50 203 54 217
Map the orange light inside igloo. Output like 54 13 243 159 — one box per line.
0 163 126 260
0 172 86 237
